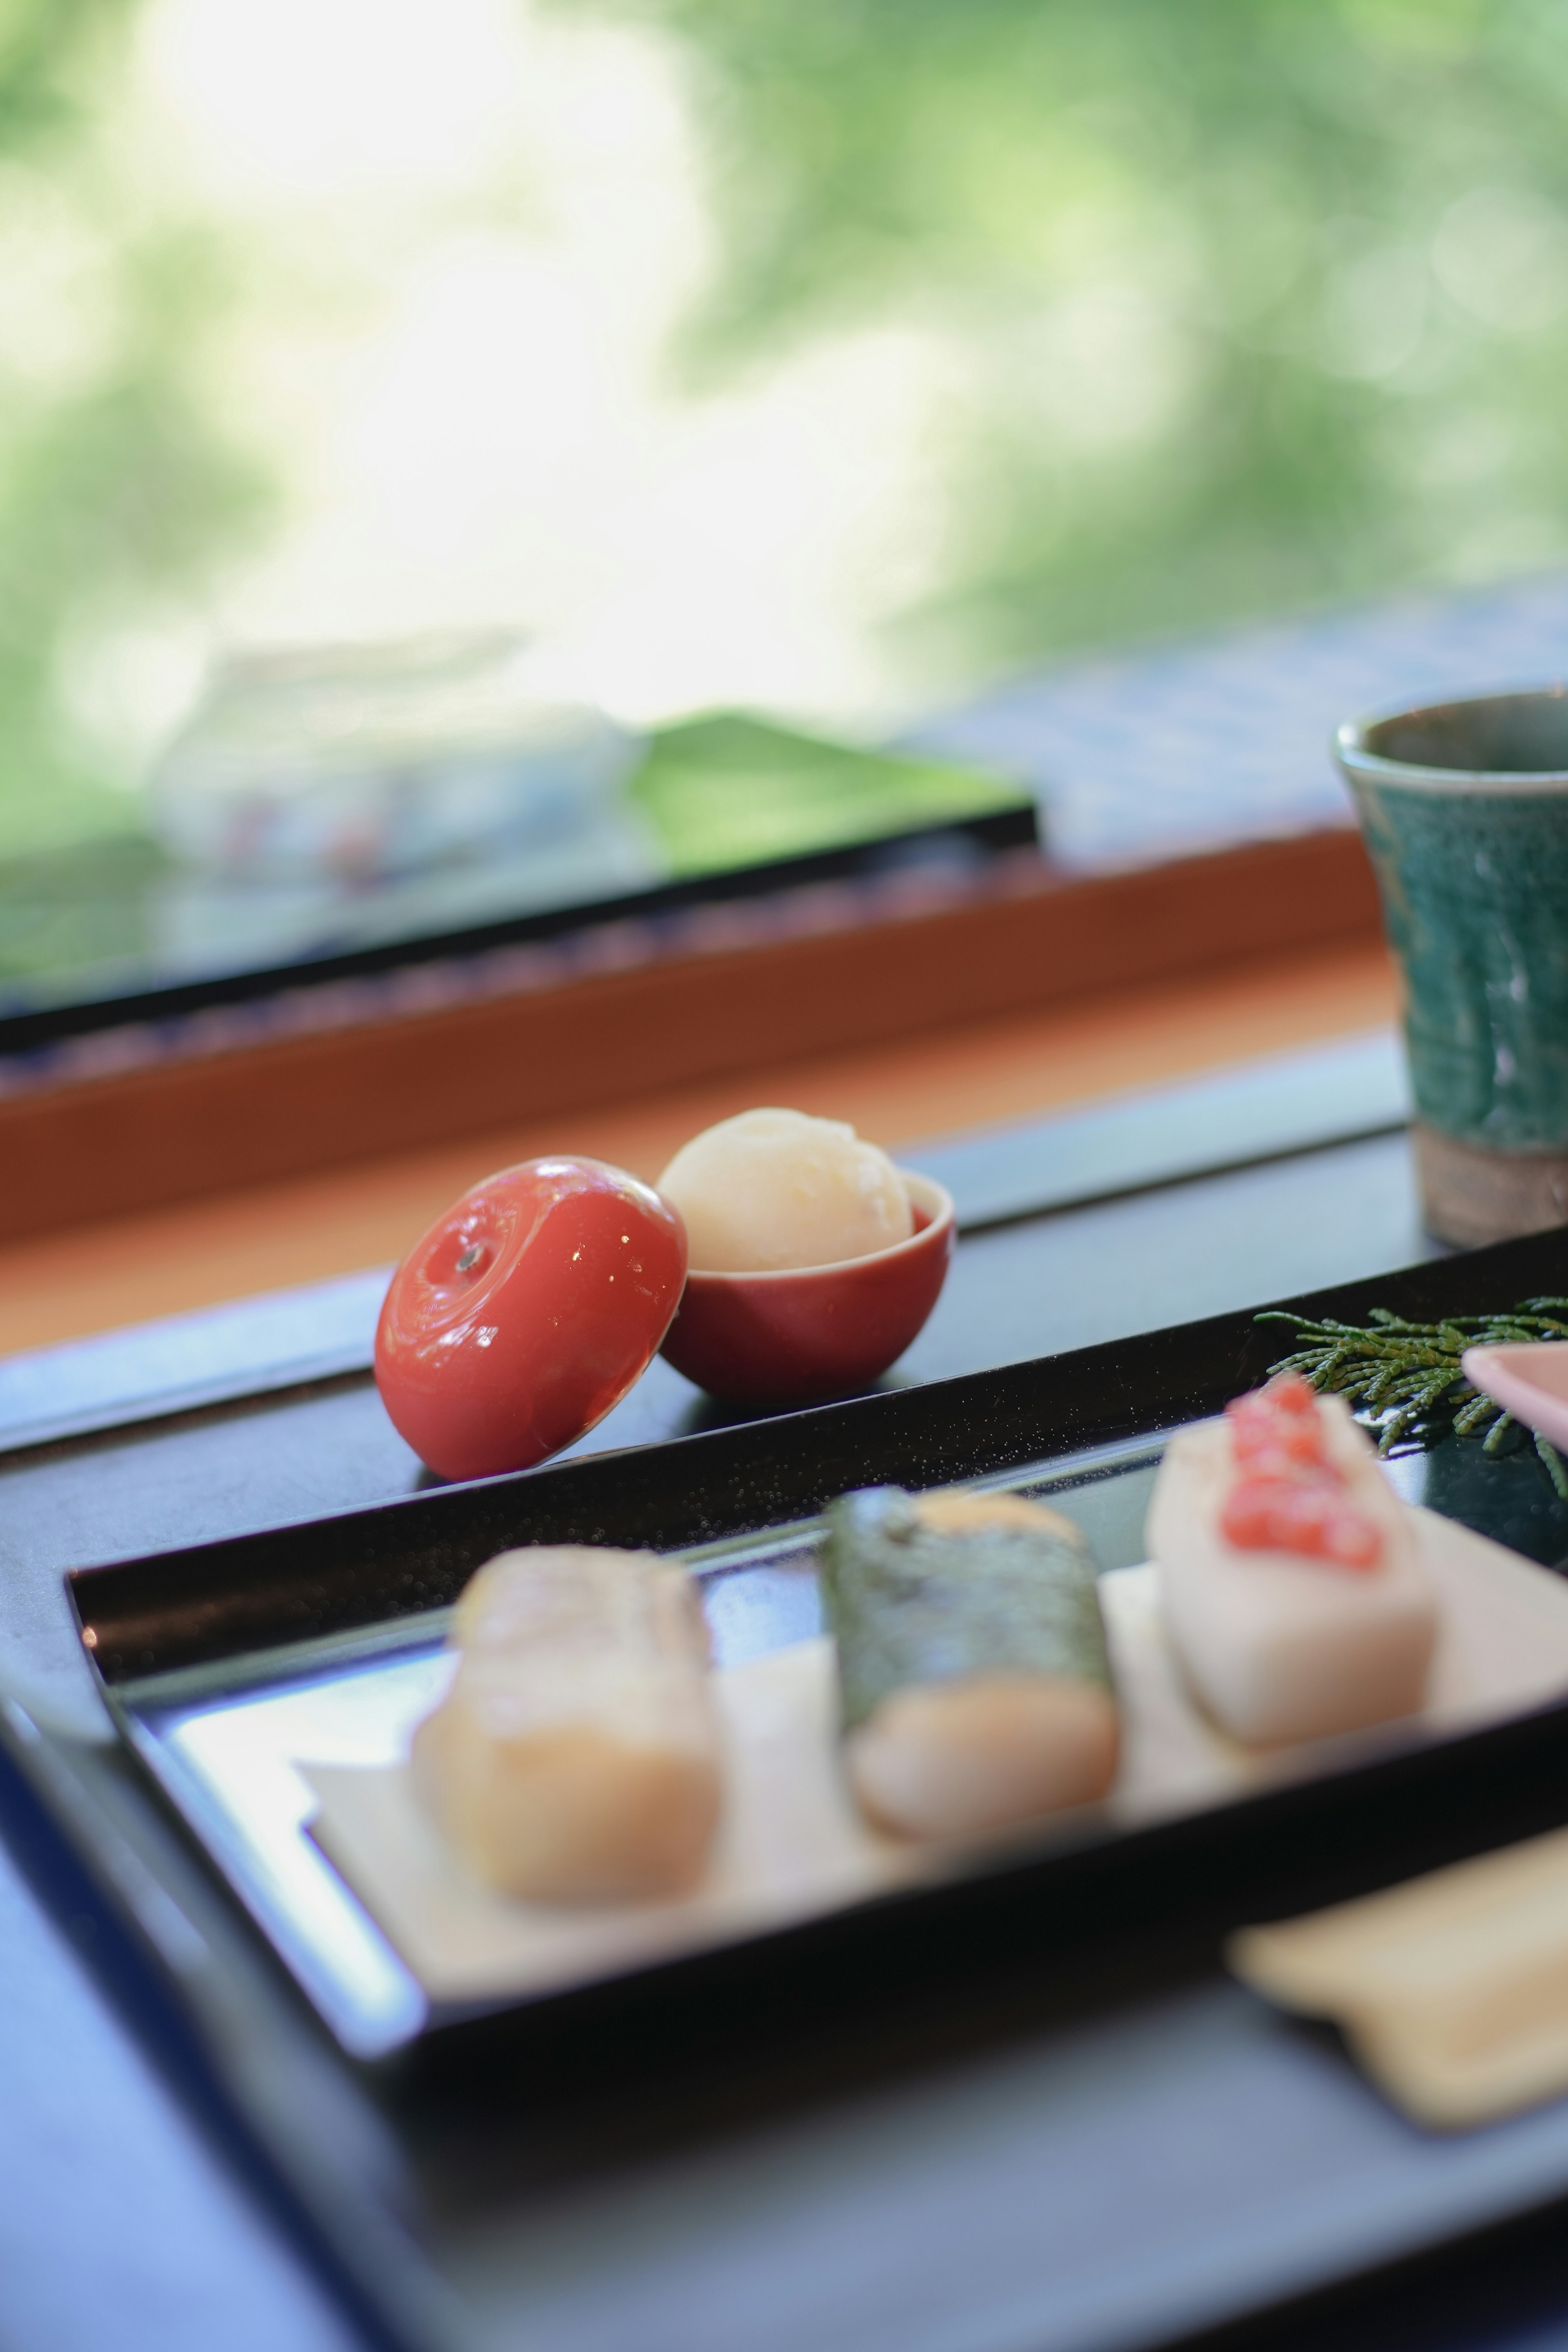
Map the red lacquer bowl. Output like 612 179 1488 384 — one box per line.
658 1171 955 1404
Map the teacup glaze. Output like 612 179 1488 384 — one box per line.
658 1171 955 1403
1336 687 1568 1245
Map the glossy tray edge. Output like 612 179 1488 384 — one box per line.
68 1218 1568 1684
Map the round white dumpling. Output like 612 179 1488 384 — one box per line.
658 1108 913 1272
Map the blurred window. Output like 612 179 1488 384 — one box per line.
2 0 1566 1005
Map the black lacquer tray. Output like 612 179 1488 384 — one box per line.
62 1221 1568 2090
12 1214 1568 2352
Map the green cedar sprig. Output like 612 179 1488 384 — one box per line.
1258 1298 1568 1500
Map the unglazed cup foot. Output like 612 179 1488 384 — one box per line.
1414 1123 1568 1248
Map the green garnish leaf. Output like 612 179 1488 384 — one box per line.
1258 1298 1568 1500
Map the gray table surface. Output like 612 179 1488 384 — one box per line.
7 1032 1568 2352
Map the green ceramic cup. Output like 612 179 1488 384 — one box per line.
1336 687 1568 1247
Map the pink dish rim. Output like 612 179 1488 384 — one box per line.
680 1169 954 1283
1461 1342 1568 1444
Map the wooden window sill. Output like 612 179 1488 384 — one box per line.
0 827 1381 1257
0 928 1394 1355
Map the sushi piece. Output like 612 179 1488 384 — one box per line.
1147 1374 1436 1746
819 1486 1118 1841
412 1545 722 1902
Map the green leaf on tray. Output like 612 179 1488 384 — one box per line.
1260 1301 1568 1501
628 711 1031 878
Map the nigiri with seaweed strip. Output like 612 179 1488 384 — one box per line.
819 1486 1118 1842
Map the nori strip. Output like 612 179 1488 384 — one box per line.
819 1486 1112 1732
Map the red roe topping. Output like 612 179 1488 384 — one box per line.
1219 1374 1383 1570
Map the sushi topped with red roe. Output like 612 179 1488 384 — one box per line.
1220 1374 1384 1571
1147 1374 1437 1747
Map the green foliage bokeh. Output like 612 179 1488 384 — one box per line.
0 0 274 856
4 0 1568 858
569 0 1568 670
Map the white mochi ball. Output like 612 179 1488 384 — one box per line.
658 1108 913 1273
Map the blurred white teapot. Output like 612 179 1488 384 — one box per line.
148 631 644 880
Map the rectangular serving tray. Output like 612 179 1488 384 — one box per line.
66 1220 1568 2083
